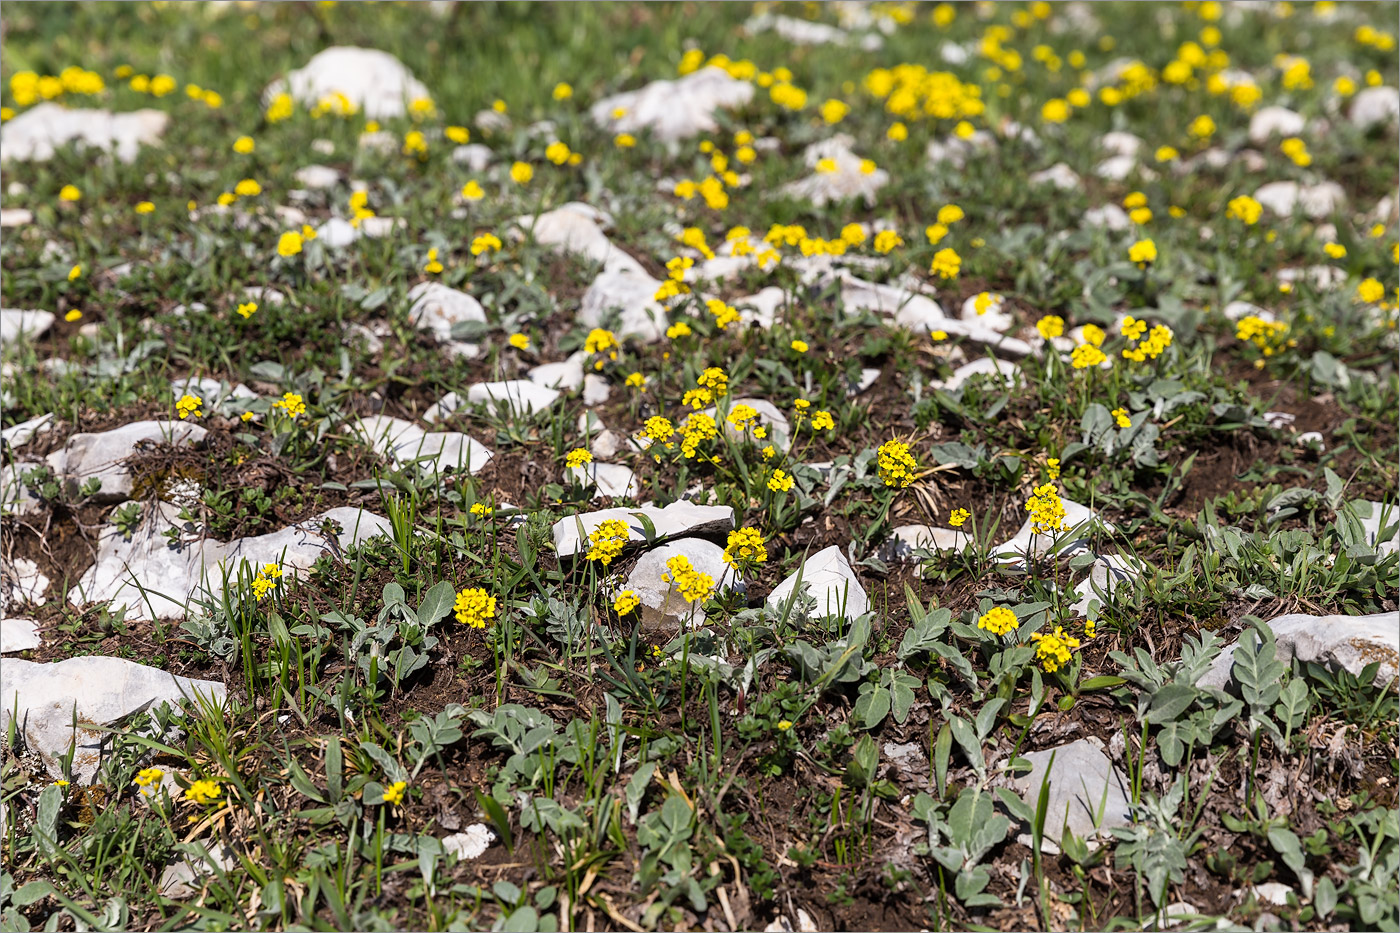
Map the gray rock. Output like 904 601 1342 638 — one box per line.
451 144 494 171
625 539 739 629
552 500 735 560
568 462 639 500
1 618 41 654
0 655 225 781
170 377 256 413
0 103 167 163
1 308 56 345
465 380 562 415
159 843 238 898
1199 612 1399 690
589 430 620 460
407 282 486 346
2 556 49 610
767 545 869 620
47 420 207 503
1 462 46 517
346 415 493 477
1012 738 1133 853
2 412 55 451
590 67 754 143
265 46 430 120
579 269 669 343
878 525 972 563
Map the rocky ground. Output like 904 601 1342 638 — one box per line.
1 2 1398 931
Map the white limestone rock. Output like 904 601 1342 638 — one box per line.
926 130 996 169
959 293 1016 333
451 144 494 171
0 208 33 228
992 498 1114 564
745 12 882 49
1067 554 1145 618
442 824 496 861
699 398 793 452
583 374 611 406
265 46 431 120
407 281 486 356
0 463 45 518
170 377 256 413
934 357 1023 392
625 539 739 629
837 275 1032 356
1 412 55 451
767 545 869 620
1 308 56 345
1347 500 1398 557
579 269 669 343
1011 739 1133 854
528 351 587 392
346 415 493 477
590 67 754 143
877 525 972 563
465 380 562 415
782 137 888 207
1254 180 1346 219
210 507 393 577
1 618 41 654
552 501 735 560
2 556 49 611
1199 612 1399 690
294 164 341 189
1028 162 1081 191
0 103 167 163
1248 105 1305 143
1349 85 1399 129
47 420 207 503
1083 204 1130 232
0 655 225 782
512 203 645 276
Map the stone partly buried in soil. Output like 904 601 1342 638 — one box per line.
70 502 393 621
1198 612 1400 691
766 545 869 620
0 654 226 782
346 415 494 477
46 420 208 504
625 539 741 630
552 500 735 560
1011 738 1134 855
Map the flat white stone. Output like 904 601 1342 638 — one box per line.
1012 739 1132 853
2 556 49 610
0 618 41 654
1199 612 1400 690
315 217 360 248
934 356 1022 392
925 130 995 169
170 377 255 411
745 12 877 47
1029 162 1080 191
294 164 341 189
512 204 645 276
552 501 735 559
0 463 45 517
451 144 493 171
0 655 225 781
1222 300 1276 323
578 269 669 343
782 137 887 207
265 46 431 120
1093 155 1137 181
346 415 493 477
528 351 587 392
0 209 33 228
1098 131 1143 158
567 462 639 500
47 420 207 503
992 498 1114 564
1067 554 1144 618
465 380 561 415
442 824 496 861
1276 264 1345 289
877 525 972 563
1249 106 1305 143
767 545 869 620
1083 204 1130 231
625 539 739 629
210 507 394 577
837 275 1032 356
407 282 487 345
590 430 620 460
959 293 1016 333
1 308 56 344
582 374 611 406
590 67 754 143
0 103 167 163
700 398 793 452
733 286 787 328
1349 85 1399 128
1254 180 1346 219
1 412 55 451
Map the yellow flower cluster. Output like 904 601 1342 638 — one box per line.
877 439 918 488
1128 238 1157 266
1226 195 1263 225
183 778 223 805
864 64 983 121
9 67 105 107
1026 483 1068 535
586 519 631 566
273 392 306 419
613 590 640 616
175 394 203 420
722 528 768 569
1121 319 1174 362
929 247 961 280
382 780 408 805
726 403 760 433
680 412 718 459
1031 626 1081 673
1071 344 1107 369
682 367 728 410
453 587 497 628
250 562 282 601
1235 315 1289 356
949 508 970 528
977 606 1018 637
565 448 592 469
133 766 164 796
767 469 794 492
662 554 715 604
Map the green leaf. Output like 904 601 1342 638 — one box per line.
475 788 514 853
417 580 456 627
1144 683 1198 725
1078 675 1126 691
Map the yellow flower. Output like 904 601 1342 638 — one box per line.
873 230 903 254
546 141 572 165
662 554 716 603
820 98 850 124
445 125 470 144
470 233 502 256
232 135 255 154
382 781 408 805
723 528 768 568
68 264 83 282
949 508 970 527
777 720 793 731
584 328 617 354
133 766 165 795
1081 324 1106 347
929 247 961 279
1128 239 1157 266
183 778 222 805
790 339 809 353
930 330 948 341
566 448 593 469
1120 316 1147 340
937 204 965 225
1036 315 1064 339
59 184 81 202
887 121 908 141
1112 407 1131 428
492 98 508 113
266 92 294 122
65 309 82 323
454 587 497 628
767 469 794 493
586 519 631 566
1323 242 1346 259
470 502 491 517
237 301 258 319
217 192 237 207
815 157 838 174
1046 457 1061 480
234 178 262 197
1155 145 1179 162
1226 195 1263 225
613 590 640 616
508 333 530 350
615 133 636 148
666 322 692 340
1026 482 1068 534
810 410 835 432
1188 114 1216 138
461 180 484 201
553 81 573 100
977 606 1018 637
1129 207 1152 225
510 161 533 185
1031 626 1081 672
1357 278 1386 303
277 231 304 257
1071 344 1107 369
272 391 306 419
877 439 918 488
175 394 204 420
1041 98 1070 122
